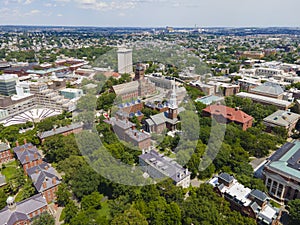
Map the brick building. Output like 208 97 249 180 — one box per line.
0 142 13 165
104 117 151 150
202 104 253 131
27 162 61 203
0 194 48 225
13 143 43 174
37 122 83 143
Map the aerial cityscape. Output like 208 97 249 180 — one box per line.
0 1 299 225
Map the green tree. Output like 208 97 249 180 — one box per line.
64 201 79 224
0 189 7 209
81 192 103 211
111 207 148 225
32 213 55 225
288 199 300 224
56 183 71 206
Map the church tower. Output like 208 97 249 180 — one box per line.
134 63 145 81
168 81 178 120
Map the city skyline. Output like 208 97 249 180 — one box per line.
0 0 299 27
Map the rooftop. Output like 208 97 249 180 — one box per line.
27 162 61 192
13 143 42 165
0 194 47 225
263 110 300 127
236 92 292 108
139 150 190 183
202 104 253 124
250 82 284 96
104 117 135 130
37 122 83 139
195 95 224 105
266 141 300 180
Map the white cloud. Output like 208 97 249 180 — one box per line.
75 0 135 11
24 0 33 5
24 9 41 16
57 14 63 17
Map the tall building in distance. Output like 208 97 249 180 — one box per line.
117 48 133 74
0 74 18 96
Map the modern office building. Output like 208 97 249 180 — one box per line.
263 141 300 202
59 88 83 99
0 74 18 96
117 48 133 74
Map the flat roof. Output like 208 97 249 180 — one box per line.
263 110 300 127
236 92 291 108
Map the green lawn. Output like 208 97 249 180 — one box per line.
15 189 25 202
1 161 18 181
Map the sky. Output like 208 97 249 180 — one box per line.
0 0 299 27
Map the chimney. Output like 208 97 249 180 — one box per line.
43 182 47 189
25 155 29 162
23 139 27 144
35 169 39 174
34 153 38 159
52 177 56 185
16 141 19 147
45 165 49 170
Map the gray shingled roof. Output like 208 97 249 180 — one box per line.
27 162 61 192
13 143 42 165
0 175 6 187
112 81 139 96
0 194 47 225
263 110 300 127
249 189 268 202
219 173 234 183
139 150 190 183
251 82 284 96
125 129 151 142
38 123 83 139
0 143 10 153
148 107 185 126
104 117 135 130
